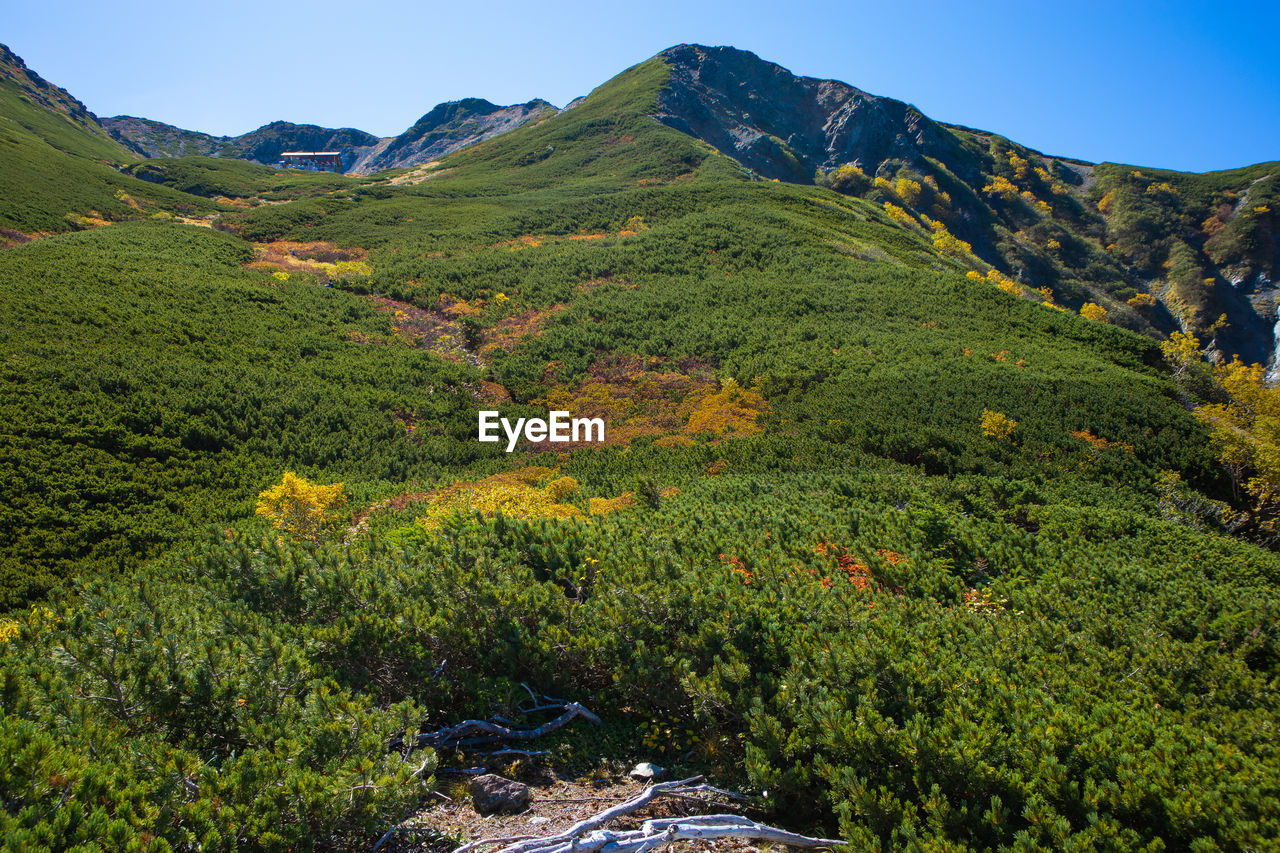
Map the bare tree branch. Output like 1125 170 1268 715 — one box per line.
450 778 843 853
412 702 601 751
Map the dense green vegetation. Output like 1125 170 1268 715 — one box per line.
124 156 364 202
2 46 1278 853
0 222 488 607
0 70 215 234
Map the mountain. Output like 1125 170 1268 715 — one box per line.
0 43 218 236
0 43 120 154
104 98 558 175
2 39 1280 853
653 44 981 183
103 116 382 166
651 44 1279 365
347 97 557 174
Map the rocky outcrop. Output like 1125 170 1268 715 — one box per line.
346 98 557 175
652 44 980 183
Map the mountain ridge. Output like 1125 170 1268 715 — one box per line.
102 97 560 175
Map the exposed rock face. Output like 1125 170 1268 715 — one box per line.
652 44 980 183
469 774 531 815
347 98 557 175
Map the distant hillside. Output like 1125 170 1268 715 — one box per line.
103 116 381 167
104 99 558 175
347 97 557 174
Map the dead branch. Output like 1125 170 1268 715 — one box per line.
450 777 830 853
410 701 601 751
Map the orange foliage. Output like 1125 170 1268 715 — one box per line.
246 241 370 279
720 553 753 584
479 304 567 358
813 542 905 592
1068 429 1133 455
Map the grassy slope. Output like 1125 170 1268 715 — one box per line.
0 52 1277 852
124 155 365 201
233 57 1215 483
0 221 488 606
0 77 223 232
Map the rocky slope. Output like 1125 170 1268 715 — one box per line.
650 44 1277 365
652 44 981 183
347 98 557 175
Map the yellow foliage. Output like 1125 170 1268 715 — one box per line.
256 472 348 545
883 202 916 227
895 178 923 207
1007 152 1030 181
980 409 1018 439
1080 302 1108 322
1035 200 1053 215
547 476 579 501
985 268 1025 297
1098 190 1116 214
589 493 636 516
932 230 973 257
414 467 583 532
1046 238 1061 250
1127 292 1158 308
686 378 767 437
1196 359 1280 502
966 270 984 281
983 176 1019 201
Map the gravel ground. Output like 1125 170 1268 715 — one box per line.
380 768 768 853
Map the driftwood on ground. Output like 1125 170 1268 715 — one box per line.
412 701 602 751
389 691 601 754
451 776 845 853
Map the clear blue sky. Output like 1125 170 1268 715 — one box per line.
6 0 1278 172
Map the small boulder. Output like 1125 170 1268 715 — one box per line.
469 774 531 815
629 762 663 781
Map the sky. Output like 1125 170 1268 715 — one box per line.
5 0 1278 172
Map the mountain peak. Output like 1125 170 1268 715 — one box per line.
652 43 978 183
